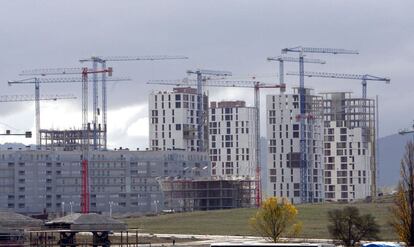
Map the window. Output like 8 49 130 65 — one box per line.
176 124 181 130
293 124 299 130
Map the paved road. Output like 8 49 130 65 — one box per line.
133 232 335 246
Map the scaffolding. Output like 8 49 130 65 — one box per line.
160 178 256 212
292 88 324 203
321 92 376 198
39 124 105 151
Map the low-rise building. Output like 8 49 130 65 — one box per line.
0 148 209 214
160 178 256 211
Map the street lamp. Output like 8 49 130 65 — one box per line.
154 200 160 214
109 201 115 217
69 201 74 214
61 202 65 216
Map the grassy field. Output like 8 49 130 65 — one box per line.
124 201 398 240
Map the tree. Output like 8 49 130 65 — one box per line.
249 197 302 243
390 141 414 246
327 206 380 246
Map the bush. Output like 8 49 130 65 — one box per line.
250 197 301 242
327 206 380 246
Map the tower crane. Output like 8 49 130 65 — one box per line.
0 94 76 139
0 94 75 102
8 76 130 146
286 71 390 99
186 70 232 152
20 67 114 214
399 121 414 139
287 70 390 200
79 55 188 150
281 46 358 203
148 79 286 207
267 56 325 92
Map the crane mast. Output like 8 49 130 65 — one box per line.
102 61 107 150
267 56 325 91
281 46 358 203
186 70 232 152
18 66 114 213
287 70 389 201
79 55 188 150
80 67 112 213
8 76 129 147
148 79 285 207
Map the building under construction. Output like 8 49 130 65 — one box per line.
322 92 376 201
266 88 325 204
159 178 256 212
39 124 106 151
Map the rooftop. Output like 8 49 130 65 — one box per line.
45 213 127 231
210 100 246 108
0 211 42 229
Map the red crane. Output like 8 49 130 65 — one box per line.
148 78 286 207
20 66 113 213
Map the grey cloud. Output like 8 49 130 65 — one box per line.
0 0 413 148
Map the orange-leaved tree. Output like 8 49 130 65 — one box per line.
390 141 414 246
250 197 302 242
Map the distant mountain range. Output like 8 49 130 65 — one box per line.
0 143 27 150
378 133 412 187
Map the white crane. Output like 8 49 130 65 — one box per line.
281 46 358 203
79 55 188 150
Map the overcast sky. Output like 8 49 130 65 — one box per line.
0 0 413 149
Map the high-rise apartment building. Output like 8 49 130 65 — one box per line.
322 92 376 201
266 88 324 203
149 87 208 152
208 101 257 178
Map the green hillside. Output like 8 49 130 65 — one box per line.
124 201 397 240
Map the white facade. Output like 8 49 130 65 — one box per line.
149 87 208 152
208 101 257 178
322 92 375 201
266 89 324 204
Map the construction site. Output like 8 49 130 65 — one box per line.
0 47 390 213
0 47 392 218
160 178 256 212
